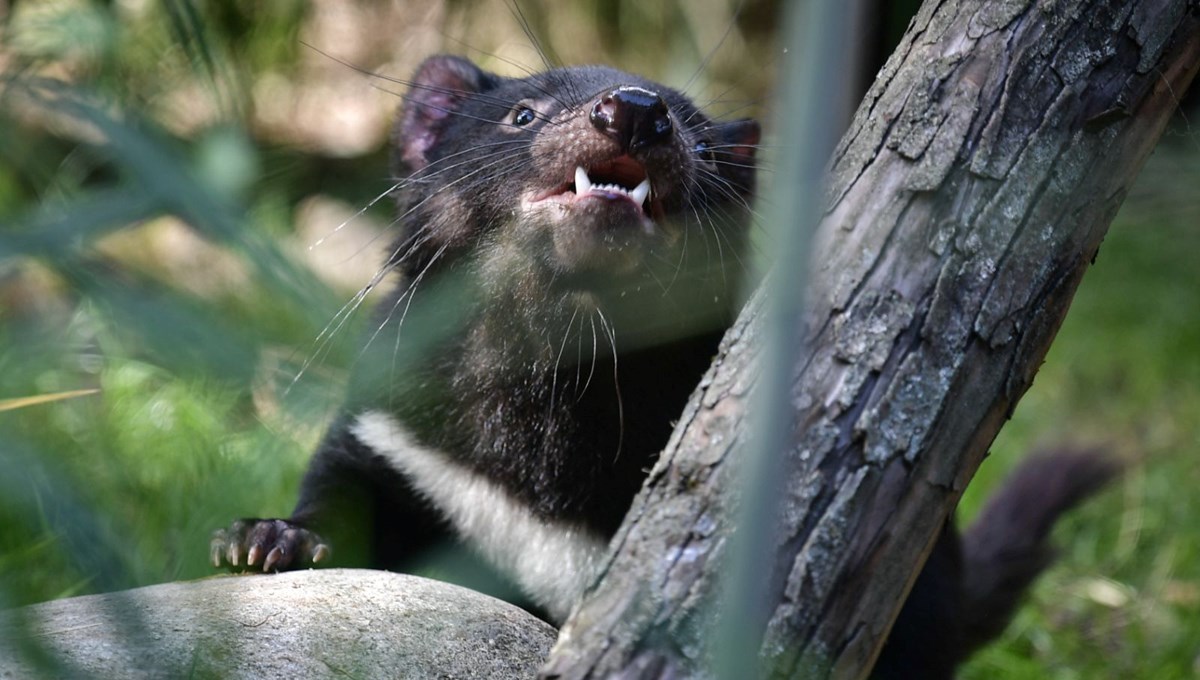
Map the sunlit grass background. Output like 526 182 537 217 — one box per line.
1 0 1196 677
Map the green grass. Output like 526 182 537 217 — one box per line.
1 0 1197 677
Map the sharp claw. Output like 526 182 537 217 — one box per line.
211 520 326 572
263 546 284 573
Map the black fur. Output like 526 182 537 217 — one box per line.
213 54 760 579
368 56 760 532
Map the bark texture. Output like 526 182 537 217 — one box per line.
541 1 1200 678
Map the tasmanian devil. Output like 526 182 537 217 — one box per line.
213 54 761 621
211 55 1116 677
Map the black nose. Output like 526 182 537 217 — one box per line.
589 86 673 152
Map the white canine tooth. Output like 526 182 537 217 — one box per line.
631 178 651 207
575 166 592 195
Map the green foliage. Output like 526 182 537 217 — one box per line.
0 0 361 610
0 0 775 614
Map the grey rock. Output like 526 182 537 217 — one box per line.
0 568 556 679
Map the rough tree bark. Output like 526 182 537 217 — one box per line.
542 1 1200 679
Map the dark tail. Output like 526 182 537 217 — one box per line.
958 447 1120 655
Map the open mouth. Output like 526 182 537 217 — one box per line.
533 155 659 219
573 156 651 209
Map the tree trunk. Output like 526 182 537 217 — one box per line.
541 1 1200 678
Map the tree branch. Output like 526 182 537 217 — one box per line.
541 1 1200 678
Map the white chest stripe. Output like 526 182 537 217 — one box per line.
351 410 607 621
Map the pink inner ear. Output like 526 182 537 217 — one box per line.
398 56 488 172
728 121 761 160
419 92 456 121
403 131 438 170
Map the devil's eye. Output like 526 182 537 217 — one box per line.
513 107 537 126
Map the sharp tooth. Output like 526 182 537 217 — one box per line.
631 178 651 207
575 166 592 195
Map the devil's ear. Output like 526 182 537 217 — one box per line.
393 55 495 174
717 118 760 160
714 118 760 190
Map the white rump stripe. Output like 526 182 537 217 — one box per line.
351 410 607 621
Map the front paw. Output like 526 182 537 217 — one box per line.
210 518 331 572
